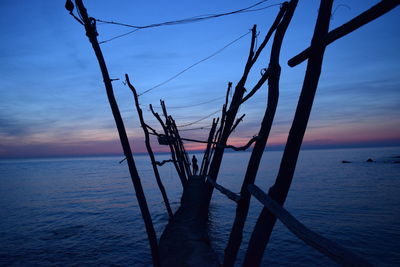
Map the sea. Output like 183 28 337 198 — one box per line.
0 146 399 266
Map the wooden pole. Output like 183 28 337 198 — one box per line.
160 102 188 183
72 1 159 265
223 2 297 266
248 184 372 266
150 104 187 187
206 1 290 204
244 1 333 266
125 74 173 219
169 117 192 178
200 118 218 177
288 0 400 67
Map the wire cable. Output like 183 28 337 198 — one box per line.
176 110 221 128
96 1 279 30
96 1 282 44
138 31 250 96
179 126 212 131
100 28 140 44
149 96 224 109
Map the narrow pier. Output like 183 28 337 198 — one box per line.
158 176 220 266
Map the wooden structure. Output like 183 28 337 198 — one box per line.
68 0 399 266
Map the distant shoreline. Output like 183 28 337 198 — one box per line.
1 144 399 160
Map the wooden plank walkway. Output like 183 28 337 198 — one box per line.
158 176 220 266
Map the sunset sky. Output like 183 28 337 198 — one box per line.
0 0 399 158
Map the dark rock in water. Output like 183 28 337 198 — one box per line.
394 161 400 164
342 160 351 163
392 155 400 159
366 158 374 162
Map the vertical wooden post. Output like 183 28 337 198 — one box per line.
125 74 173 219
223 2 297 266
205 25 258 202
169 117 192 178
244 1 333 266
72 1 159 266
200 118 218 177
160 102 189 183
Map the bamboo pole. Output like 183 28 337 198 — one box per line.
223 2 296 266
244 1 334 266
125 74 173 219
72 1 159 265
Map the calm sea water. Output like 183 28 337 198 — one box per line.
0 147 399 266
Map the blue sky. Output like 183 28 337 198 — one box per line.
0 0 399 158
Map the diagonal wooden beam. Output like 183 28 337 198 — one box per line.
288 0 400 67
248 184 372 266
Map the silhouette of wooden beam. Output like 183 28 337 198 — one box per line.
248 184 372 266
288 0 400 67
244 0 334 265
206 176 240 203
73 1 160 265
224 1 297 265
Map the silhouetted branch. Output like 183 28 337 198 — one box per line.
145 123 159 136
288 0 400 67
241 68 271 104
225 82 233 108
251 3 288 66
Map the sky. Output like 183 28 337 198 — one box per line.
0 0 399 158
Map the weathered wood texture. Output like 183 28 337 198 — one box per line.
159 176 219 267
248 184 372 266
73 1 160 265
